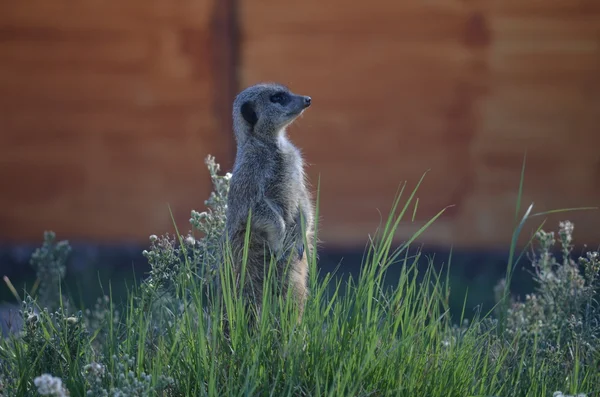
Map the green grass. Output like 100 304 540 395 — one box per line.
0 163 598 397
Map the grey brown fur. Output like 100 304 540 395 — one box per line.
224 82 315 322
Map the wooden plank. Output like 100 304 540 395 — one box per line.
240 0 600 250
491 0 600 15
240 1 469 36
0 1 212 30
0 0 236 243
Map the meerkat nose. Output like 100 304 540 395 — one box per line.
303 96 312 107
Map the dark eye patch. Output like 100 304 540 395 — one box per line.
270 92 289 105
240 101 258 126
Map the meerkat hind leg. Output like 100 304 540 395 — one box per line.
289 251 309 323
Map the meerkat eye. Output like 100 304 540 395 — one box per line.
270 92 288 105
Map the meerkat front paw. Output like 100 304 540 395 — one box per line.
267 216 286 258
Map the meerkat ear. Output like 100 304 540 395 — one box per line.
240 101 258 127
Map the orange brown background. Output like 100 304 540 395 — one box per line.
0 0 598 252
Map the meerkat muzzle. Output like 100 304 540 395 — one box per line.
302 96 312 108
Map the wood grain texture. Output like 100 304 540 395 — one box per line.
239 0 600 250
0 0 235 243
1 0 599 251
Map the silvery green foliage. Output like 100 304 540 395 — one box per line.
20 296 89 385
29 231 72 312
494 221 599 391
553 392 587 397
82 355 173 397
505 221 599 341
131 155 230 374
141 155 230 299
141 233 182 301
138 155 230 319
84 295 118 352
0 363 11 397
189 154 231 275
83 362 107 397
26 233 116 353
139 232 200 338
33 373 69 397
0 234 97 395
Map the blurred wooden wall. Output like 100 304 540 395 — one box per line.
0 1 237 244
240 0 600 249
0 0 598 250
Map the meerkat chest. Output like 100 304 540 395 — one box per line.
264 139 304 220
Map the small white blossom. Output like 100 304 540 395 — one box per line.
197 211 208 220
83 362 105 377
553 392 587 397
26 313 38 324
34 374 69 396
559 221 574 245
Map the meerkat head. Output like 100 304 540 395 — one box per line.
232 82 311 144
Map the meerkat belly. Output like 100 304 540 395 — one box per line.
264 151 302 224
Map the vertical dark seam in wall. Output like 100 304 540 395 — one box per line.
210 0 240 169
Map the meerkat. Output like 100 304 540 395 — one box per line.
224 82 315 323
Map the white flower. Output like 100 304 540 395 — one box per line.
34 374 69 396
83 362 106 377
553 392 587 397
197 211 208 220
